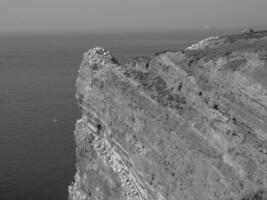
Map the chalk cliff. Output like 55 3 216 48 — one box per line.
68 31 267 200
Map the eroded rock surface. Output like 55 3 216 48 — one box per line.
68 32 267 200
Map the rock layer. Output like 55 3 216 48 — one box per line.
68 32 267 200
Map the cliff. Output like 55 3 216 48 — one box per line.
68 31 267 200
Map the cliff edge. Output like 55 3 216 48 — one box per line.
68 31 267 200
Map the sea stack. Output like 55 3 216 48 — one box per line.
68 31 267 200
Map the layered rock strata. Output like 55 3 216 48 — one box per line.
69 32 267 200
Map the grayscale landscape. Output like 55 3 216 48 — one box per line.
1 0 267 200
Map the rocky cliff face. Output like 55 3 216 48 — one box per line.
68 31 267 200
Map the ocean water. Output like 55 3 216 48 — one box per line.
0 30 227 200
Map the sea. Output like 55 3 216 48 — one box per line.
0 29 233 200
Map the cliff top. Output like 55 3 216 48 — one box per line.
86 30 267 67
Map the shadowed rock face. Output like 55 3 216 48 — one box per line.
68 31 267 200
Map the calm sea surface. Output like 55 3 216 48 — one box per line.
0 30 229 200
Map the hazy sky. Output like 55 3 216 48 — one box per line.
0 0 266 33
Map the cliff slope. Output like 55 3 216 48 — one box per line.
69 31 267 200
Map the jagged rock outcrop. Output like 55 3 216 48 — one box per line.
68 32 267 200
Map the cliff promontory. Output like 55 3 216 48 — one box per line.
69 31 267 200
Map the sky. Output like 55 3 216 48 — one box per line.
0 0 266 33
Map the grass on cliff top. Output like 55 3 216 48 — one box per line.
222 30 267 44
